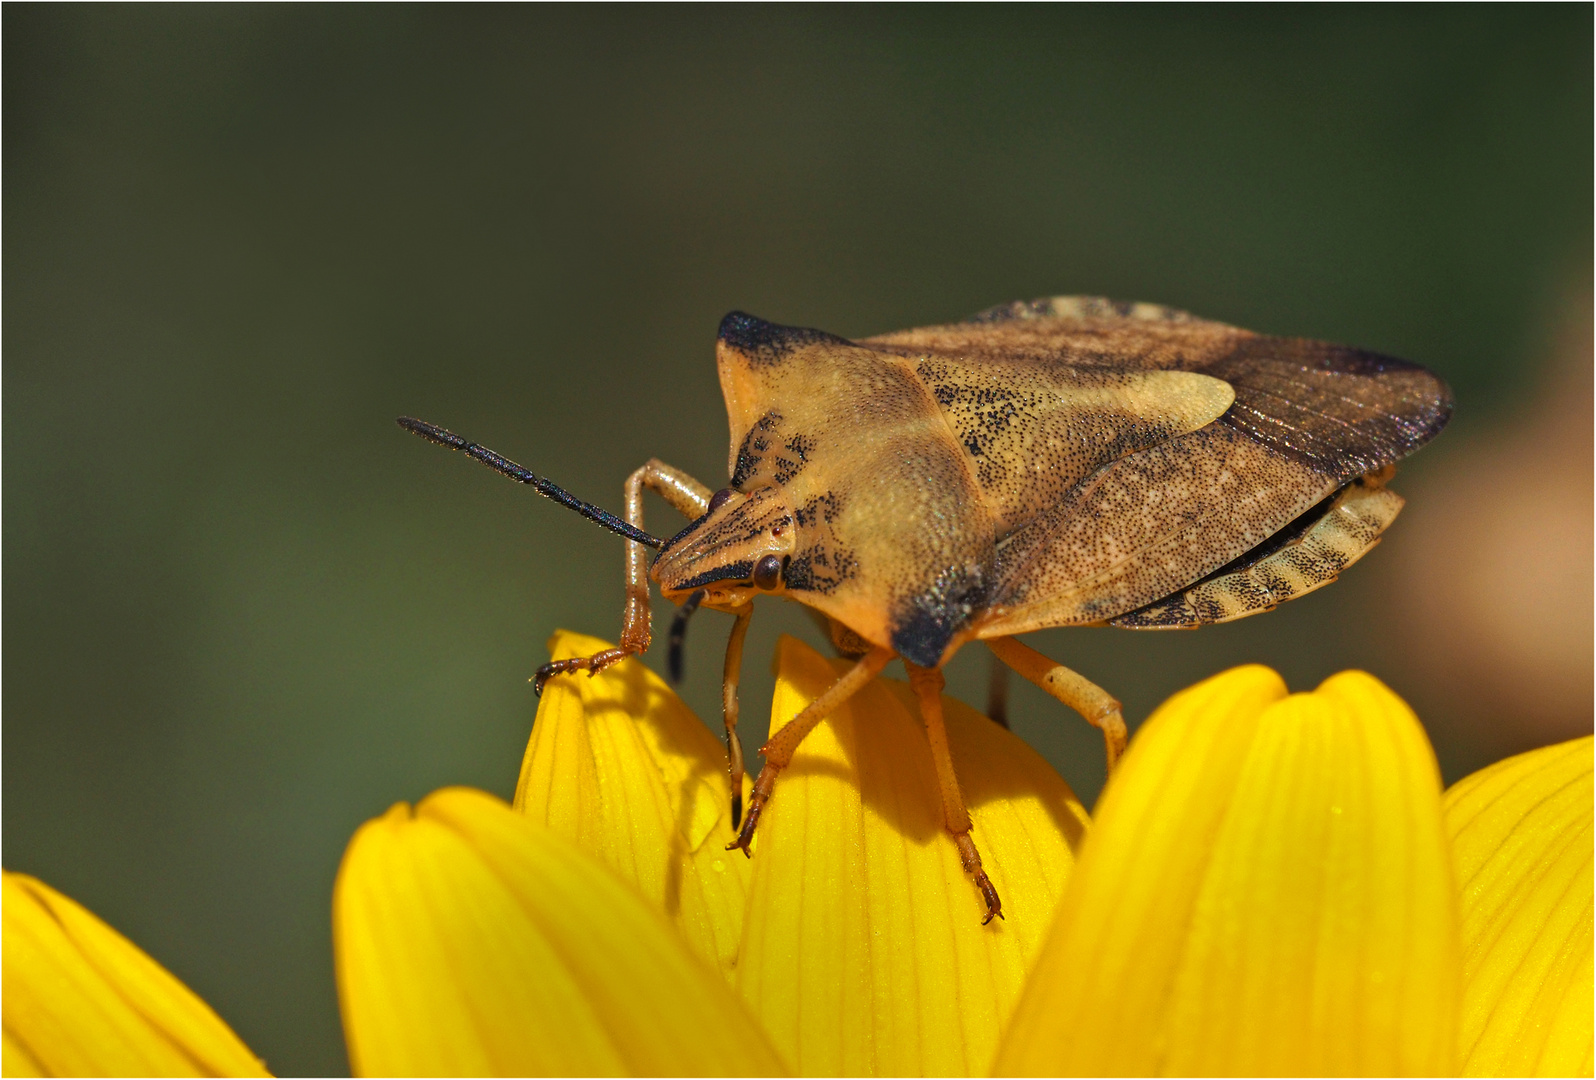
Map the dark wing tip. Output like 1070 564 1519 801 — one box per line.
1214 338 1455 478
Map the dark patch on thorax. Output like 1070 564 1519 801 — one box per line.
889 562 992 667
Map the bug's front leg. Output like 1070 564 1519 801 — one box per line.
534 459 711 694
727 646 893 855
985 635 1128 771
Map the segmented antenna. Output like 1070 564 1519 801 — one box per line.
397 417 665 549
667 589 706 684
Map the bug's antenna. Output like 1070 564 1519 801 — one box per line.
667 589 706 684
398 417 665 549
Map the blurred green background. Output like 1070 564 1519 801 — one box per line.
6 6 1591 1075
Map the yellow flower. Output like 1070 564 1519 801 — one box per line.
1 871 267 1077
329 630 1592 1077
7 630 1588 1077
1446 734 1593 1076
332 787 785 1076
333 630 1090 1076
996 666 1460 1075
510 629 758 981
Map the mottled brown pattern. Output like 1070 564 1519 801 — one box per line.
651 298 1451 668
909 356 1233 535
974 425 1335 638
869 301 1452 485
1111 474 1404 628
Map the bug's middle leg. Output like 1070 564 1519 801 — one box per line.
726 646 893 855
985 635 1128 771
535 459 711 693
906 661 1004 924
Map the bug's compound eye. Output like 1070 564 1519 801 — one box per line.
707 487 736 514
753 554 783 591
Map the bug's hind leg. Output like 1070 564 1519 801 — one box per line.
727 646 893 855
906 661 1003 924
534 459 712 694
986 636 1128 772
985 651 1011 730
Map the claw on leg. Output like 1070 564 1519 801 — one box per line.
956 833 1004 924
724 646 893 856
726 764 779 856
908 660 1006 924
533 647 630 695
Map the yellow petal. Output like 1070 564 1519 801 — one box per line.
334 785 785 1077
997 667 1460 1076
3 1030 46 1078
735 636 1090 1076
514 629 751 980
1 871 268 1078
1445 735 1593 1077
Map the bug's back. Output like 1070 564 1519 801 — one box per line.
715 298 1452 667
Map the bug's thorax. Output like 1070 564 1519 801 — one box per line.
651 485 798 611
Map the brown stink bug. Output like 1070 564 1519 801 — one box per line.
400 295 1452 923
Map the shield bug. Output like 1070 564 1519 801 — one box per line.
400 294 1452 923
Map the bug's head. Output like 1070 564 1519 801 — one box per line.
651 485 796 610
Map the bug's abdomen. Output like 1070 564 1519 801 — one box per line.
1110 472 1403 628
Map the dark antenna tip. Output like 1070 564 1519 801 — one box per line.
398 416 667 549
398 416 465 450
667 589 706 684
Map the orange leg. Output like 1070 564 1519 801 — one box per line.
720 605 753 828
985 635 1127 771
906 662 1004 924
727 647 893 855
534 460 711 693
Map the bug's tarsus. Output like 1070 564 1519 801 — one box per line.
728 648 892 856
728 744 788 858
726 771 773 858
397 417 666 549
976 874 1005 925
667 590 705 684
533 647 630 696
951 833 1005 923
